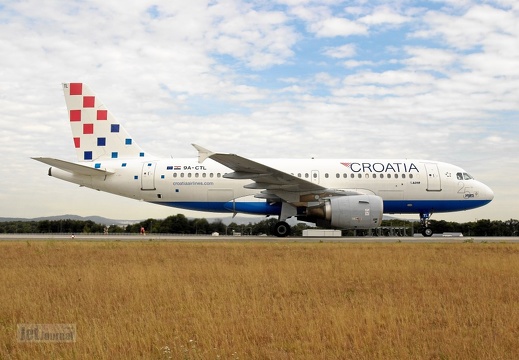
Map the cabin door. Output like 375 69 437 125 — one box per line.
141 162 157 190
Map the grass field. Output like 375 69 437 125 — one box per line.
0 240 518 359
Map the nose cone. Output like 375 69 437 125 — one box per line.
478 181 494 203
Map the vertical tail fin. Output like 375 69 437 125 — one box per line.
63 83 149 162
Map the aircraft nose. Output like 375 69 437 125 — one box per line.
479 182 494 202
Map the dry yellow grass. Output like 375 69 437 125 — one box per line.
0 240 518 359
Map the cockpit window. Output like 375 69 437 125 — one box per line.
457 172 474 180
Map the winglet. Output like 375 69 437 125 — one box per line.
192 144 214 163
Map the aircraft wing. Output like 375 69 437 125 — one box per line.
193 144 326 192
192 144 362 207
32 157 113 176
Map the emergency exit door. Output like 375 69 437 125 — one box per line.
424 163 441 191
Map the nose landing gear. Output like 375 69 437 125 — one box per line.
420 212 433 237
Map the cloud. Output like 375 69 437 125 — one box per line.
416 4 518 50
403 47 458 72
342 59 375 68
206 2 298 69
358 5 410 26
323 44 356 58
310 17 368 37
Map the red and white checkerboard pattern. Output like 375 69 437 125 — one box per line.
63 83 146 161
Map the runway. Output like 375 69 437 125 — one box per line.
1 234 519 243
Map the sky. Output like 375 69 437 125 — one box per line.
0 0 517 223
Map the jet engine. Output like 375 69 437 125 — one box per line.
303 195 383 229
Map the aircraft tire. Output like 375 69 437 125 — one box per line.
422 227 433 237
273 221 291 237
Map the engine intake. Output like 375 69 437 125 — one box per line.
304 195 383 229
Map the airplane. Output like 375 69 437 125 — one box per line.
33 83 494 237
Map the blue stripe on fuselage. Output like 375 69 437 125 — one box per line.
154 201 282 215
382 199 492 214
153 199 491 216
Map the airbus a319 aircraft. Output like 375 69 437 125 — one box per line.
33 83 494 237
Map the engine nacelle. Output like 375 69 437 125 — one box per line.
305 195 383 229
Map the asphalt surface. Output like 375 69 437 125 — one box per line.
1 234 518 243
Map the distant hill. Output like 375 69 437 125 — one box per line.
0 215 134 226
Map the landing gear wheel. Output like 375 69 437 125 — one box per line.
422 227 433 237
419 212 433 237
273 221 291 237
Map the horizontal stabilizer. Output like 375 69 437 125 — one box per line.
32 157 113 176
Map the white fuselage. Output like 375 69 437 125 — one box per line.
49 157 494 217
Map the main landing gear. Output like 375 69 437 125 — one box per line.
273 221 291 237
420 212 433 237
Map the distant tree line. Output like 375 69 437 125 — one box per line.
0 216 517 237
373 218 518 237
428 218 519 237
0 219 106 234
0 215 286 236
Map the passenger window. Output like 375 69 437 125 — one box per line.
305 173 309 178
188 173 192 178
372 174 376 178
336 173 340 178
325 173 329 178
202 173 206 178
298 173 301 178
195 173 199 178
173 173 177 178
387 174 391 179
395 174 398 179
358 174 362 178
409 174 413 179
210 173 214 178
380 174 384 179
217 173 221 178
180 173 184 178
